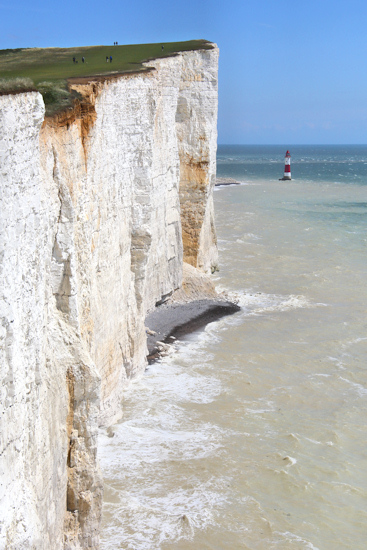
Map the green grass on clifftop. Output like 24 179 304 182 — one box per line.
0 40 214 115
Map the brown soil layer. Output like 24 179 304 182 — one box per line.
66 67 155 86
0 88 37 96
145 299 241 363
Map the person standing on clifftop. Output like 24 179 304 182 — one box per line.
110 56 112 63
82 57 85 63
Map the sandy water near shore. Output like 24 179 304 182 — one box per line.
99 170 367 550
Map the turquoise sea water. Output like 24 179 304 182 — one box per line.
99 145 367 549
217 144 367 185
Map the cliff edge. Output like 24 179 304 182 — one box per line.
0 45 219 549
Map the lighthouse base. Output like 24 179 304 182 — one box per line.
279 176 291 181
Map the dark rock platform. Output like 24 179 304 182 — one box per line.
215 177 242 186
145 299 241 362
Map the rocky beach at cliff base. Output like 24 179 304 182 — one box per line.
145 299 241 362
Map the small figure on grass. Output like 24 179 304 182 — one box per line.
82 57 85 63
106 56 109 62
73 57 76 63
110 56 112 63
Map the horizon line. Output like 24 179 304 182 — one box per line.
217 143 367 146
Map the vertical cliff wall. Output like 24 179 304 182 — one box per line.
0 45 218 549
175 51 219 272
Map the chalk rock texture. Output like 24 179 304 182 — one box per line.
0 44 218 549
167 261 218 303
175 50 219 272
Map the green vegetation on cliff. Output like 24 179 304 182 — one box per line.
0 40 214 115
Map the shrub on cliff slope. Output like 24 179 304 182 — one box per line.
37 80 72 113
0 77 35 94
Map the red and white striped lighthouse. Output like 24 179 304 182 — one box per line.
283 150 291 180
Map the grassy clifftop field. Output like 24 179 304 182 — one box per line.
0 40 214 114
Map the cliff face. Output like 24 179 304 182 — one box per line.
175 52 218 272
0 45 218 549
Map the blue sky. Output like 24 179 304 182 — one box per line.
1 0 367 144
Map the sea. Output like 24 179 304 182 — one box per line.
98 145 367 549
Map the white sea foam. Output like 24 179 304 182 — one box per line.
283 456 297 466
279 531 320 549
99 354 229 549
303 436 323 446
244 232 262 239
345 336 367 346
101 482 228 550
99 420 222 475
339 376 367 397
131 360 221 405
221 289 313 315
245 399 276 415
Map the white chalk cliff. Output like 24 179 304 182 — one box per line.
0 45 218 549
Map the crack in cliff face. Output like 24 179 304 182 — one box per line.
45 82 99 163
50 151 76 321
1 318 15 409
178 152 210 267
130 229 153 310
61 323 103 550
66 367 75 508
53 246 73 315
